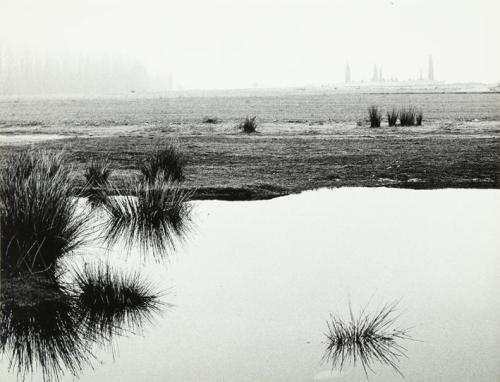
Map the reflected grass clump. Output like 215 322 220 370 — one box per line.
102 176 193 258
140 143 186 183
237 116 257 133
73 263 163 340
367 106 382 128
74 263 160 312
323 301 412 378
0 278 93 382
0 148 90 275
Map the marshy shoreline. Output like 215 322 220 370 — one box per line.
1 92 499 200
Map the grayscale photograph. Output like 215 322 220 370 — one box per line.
0 0 499 381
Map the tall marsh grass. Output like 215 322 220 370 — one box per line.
83 157 112 188
140 143 186 183
83 157 112 207
387 109 398 127
0 149 90 275
367 106 382 128
399 107 416 126
323 301 412 378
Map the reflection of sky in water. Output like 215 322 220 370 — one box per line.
1 188 499 381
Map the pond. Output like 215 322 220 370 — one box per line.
1 188 499 381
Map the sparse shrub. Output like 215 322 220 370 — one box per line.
368 106 382 128
202 116 219 124
399 106 416 126
140 143 186 183
238 116 257 133
324 301 412 378
387 108 398 127
416 110 423 126
0 149 90 275
102 176 193 258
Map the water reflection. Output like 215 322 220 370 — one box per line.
0 266 164 382
323 301 412 378
101 179 193 259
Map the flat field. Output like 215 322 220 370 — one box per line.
1 91 499 199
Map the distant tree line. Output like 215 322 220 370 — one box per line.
0 48 172 95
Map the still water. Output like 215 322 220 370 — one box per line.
1 188 499 381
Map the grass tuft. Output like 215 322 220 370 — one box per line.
0 148 90 276
367 106 382 128
83 157 112 188
140 143 186 183
102 176 193 258
416 110 423 126
238 116 257 133
83 157 112 207
399 106 416 126
387 108 398 127
323 301 412 378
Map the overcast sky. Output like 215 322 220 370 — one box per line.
1 0 499 89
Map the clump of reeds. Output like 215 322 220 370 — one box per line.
399 106 416 126
323 301 412 378
140 143 186 183
202 116 220 124
367 106 382 128
387 108 398 127
416 110 423 126
83 157 112 188
102 176 193 258
0 148 90 275
82 157 112 207
237 116 257 133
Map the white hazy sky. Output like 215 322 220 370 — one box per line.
1 0 499 89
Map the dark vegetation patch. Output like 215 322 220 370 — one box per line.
202 116 220 124
0 149 91 276
368 106 382 128
140 143 186 183
387 109 398 127
237 116 257 133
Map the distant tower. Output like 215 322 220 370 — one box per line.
372 64 378 82
379 67 383 82
345 64 351 83
428 55 434 81
419 68 423 81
